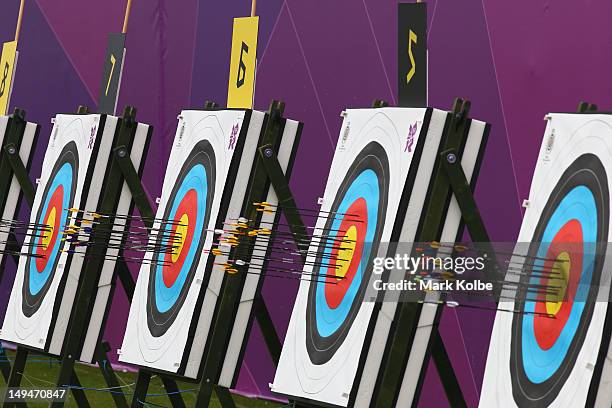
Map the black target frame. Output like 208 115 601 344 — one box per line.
0 108 39 385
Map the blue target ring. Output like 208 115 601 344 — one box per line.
154 164 207 313
521 186 597 384
28 163 73 295
314 169 379 337
147 140 216 338
510 154 608 406
22 142 78 317
306 142 389 365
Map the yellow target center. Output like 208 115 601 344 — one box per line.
172 213 189 263
335 226 357 280
545 251 570 315
41 207 56 251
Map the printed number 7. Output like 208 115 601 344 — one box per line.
105 54 116 96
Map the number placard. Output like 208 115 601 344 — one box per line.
0 41 17 115
398 3 427 107
97 33 126 115
227 17 259 109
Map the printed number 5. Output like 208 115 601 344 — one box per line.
406 30 417 84
105 54 116 96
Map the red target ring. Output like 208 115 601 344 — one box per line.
162 189 198 288
324 198 367 309
35 186 64 272
533 220 583 350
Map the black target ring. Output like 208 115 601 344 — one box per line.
305 141 389 365
146 140 216 337
22 141 78 317
510 154 609 406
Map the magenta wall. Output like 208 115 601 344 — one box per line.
2 1 612 406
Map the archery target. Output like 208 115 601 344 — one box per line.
273 107 449 407
120 109 259 374
304 142 389 366
481 113 612 408
147 139 216 337
22 142 78 317
0 117 39 270
1 114 105 350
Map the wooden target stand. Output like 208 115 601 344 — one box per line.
356 97 502 408
0 108 38 386
0 105 184 408
128 99 307 408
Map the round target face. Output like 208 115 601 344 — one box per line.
305 142 389 365
146 140 216 337
22 142 78 317
510 154 609 406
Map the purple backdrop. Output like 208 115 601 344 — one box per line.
2 0 611 406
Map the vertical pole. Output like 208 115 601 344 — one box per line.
14 0 25 43
122 0 133 34
250 0 256 17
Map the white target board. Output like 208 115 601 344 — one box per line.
480 113 612 408
0 115 39 269
120 108 301 377
0 113 150 357
272 107 454 407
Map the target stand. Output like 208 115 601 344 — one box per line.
0 108 39 385
371 100 601 408
125 100 305 408
364 98 499 408
0 105 174 408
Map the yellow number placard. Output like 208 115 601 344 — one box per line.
227 17 259 109
0 41 17 115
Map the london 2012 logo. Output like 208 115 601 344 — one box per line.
405 122 418 152
228 123 240 150
88 123 98 150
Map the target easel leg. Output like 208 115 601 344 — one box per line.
94 342 129 408
51 356 85 408
116 259 135 301
0 347 10 382
215 387 236 408
131 371 151 408
2 347 28 408
2 144 34 208
68 372 91 408
257 144 309 259
159 377 186 408
431 331 467 408
113 145 155 229
253 295 281 364
194 381 214 408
